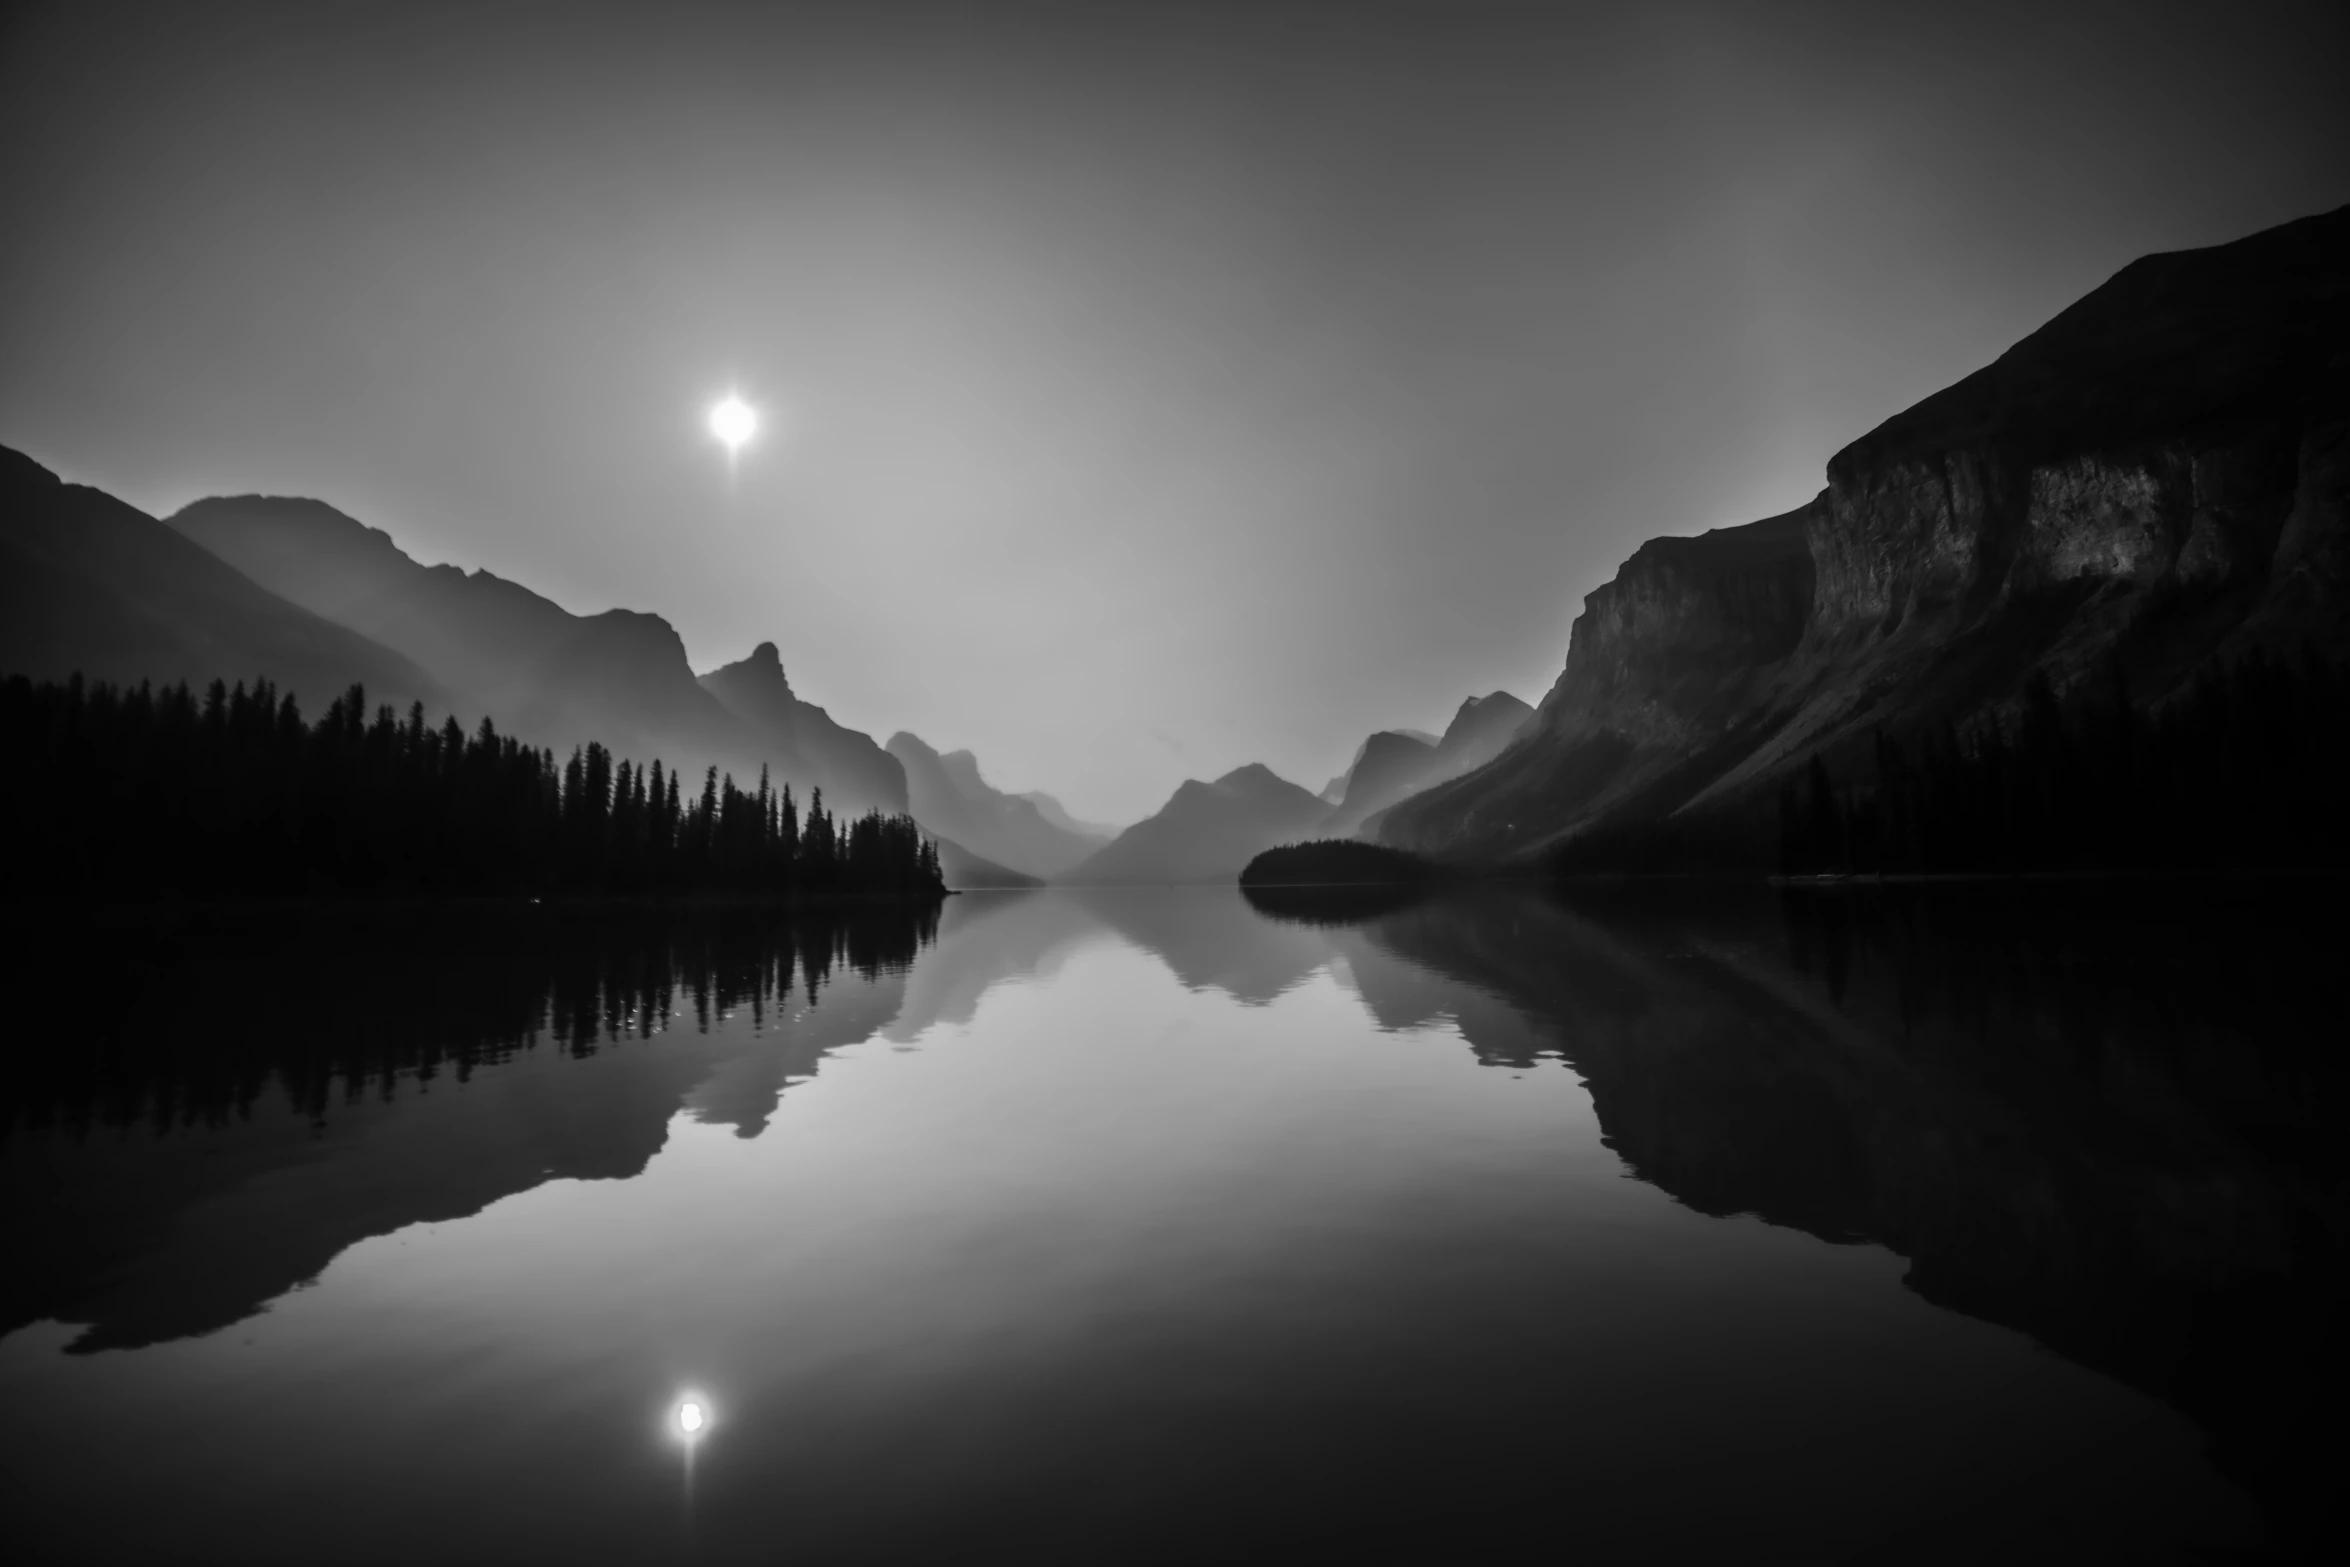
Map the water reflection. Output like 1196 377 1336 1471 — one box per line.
1 903 938 1353
1261 878 2350 1549
0 884 2340 1559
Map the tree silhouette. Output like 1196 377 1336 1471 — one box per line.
0 673 945 902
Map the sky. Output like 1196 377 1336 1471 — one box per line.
3 1 2346 822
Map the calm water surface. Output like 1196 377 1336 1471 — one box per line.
3 886 2342 1563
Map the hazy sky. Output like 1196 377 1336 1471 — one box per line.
5 2 2346 821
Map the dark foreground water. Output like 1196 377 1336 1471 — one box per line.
2 885 2343 1563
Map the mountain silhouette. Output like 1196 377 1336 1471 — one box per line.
887 732 1105 880
1326 884 2349 1547
1065 762 1332 884
700 641 910 813
170 492 768 780
1379 205 2350 862
11 461 1055 885
1 446 441 714
1326 691 1532 835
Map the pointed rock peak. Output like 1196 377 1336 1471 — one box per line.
1447 690 1529 733
720 640 789 690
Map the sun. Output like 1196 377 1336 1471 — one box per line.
707 394 758 453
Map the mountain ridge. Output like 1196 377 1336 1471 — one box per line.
1378 204 2350 864
1064 762 1330 885
886 731 1103 881
1 448 444 715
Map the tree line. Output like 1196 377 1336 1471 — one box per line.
0 673 945 900
1777 648 2349 876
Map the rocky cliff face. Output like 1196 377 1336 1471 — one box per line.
1380 205 2349 862
1375 509 1815 857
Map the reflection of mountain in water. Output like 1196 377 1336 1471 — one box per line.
881 890 1109 1043
1322 883 2349 1548
1073 887 1334 1005
0 905 936 1353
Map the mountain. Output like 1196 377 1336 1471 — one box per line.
698 643 907 814
1016 790 1121 843
171 495 908 813
1322 691 1533 835
1064 763 1331 885
886 733 1102 880
1 446 441 713
171 494 749 765
1379 205 2350 863
1325 731 1437 824
930 837 1043 891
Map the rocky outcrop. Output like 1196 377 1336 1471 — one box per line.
1 446 442 713
699 642 908 814
1381 205 2350 863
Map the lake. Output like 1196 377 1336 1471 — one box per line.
2 884 2341 1563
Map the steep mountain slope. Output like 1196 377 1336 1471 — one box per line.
172 494 752 769
1326 731 1436 823
1064 764 1332 885
1381 205 2350 862
172 495 908 812
1324 691 1533 835
886 733 1101 880
1 446 441 713
698 643 907 813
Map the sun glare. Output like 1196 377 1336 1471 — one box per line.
707 395 757 453
678 1398 706 1435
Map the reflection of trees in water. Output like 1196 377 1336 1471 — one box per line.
2 903 940 1141
1333 882 2349 1549
0 902 939 1353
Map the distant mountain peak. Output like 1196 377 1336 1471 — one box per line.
1214 762 1285 790
1017 790 1120 841
736 640 791 691
1448 690 1529 731
1065 760 1331 885
885 731 1106 880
